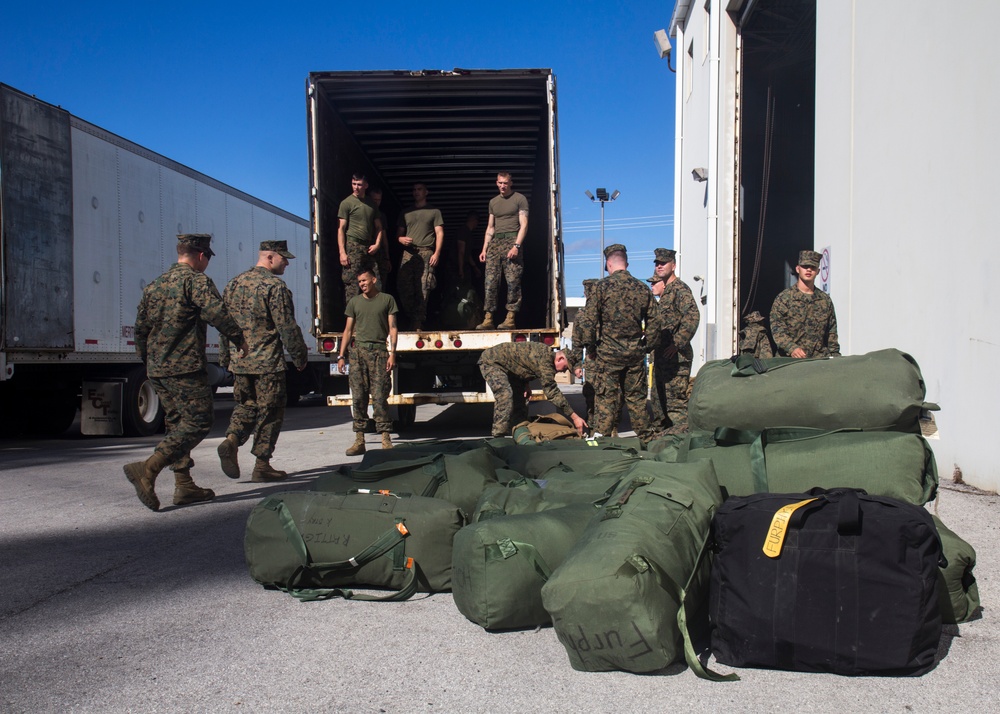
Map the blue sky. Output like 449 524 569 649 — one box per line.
2 1 677 298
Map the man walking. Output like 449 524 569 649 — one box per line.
397 182 444 330
338 268 399 456
770 249 840 358
217 240 309 482
574 244 660 442
124 234 248 511
479 342 587 438
338 173 384 303
648 248 701 431
477 171 528 330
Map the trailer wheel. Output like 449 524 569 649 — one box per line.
21 391 78 436
395 404 417 429
122 366 164 437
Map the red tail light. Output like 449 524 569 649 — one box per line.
322 338 335 352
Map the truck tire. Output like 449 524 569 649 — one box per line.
395 404 417 429
122 366 165 437
22 391 78 436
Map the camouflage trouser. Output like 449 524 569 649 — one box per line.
480 362 530 437
583 358 621 430
592 359 652 441
397 246 438 326
349 345 392 433
150 372 213 471
342 241 376 303
483 232 523 313
227 371 287 459
649 355 692 431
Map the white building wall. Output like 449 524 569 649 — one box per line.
814 0 1000 490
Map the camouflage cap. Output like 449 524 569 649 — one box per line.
603 243 627 259
798 250 822 268
646 275 663 285
260 240 295 259
177 233 214 257
654 248 676 263
561 348 582 370
744 310 765 324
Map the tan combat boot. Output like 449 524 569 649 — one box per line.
476 312 494 330
345 432 366 456
498 311 517 329
123 452 170 511
172 469 216 506
217 433 241 480
251 457 288 482
381 433 393 450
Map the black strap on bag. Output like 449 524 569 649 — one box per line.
265 499 419 602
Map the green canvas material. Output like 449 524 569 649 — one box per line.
689 349 939 433
452 503 600 630
356 438 505 469
312 448 498 518
496 440 642 478
472 481 611 522
656 427 938 505
541 460 728 675
244 490 465 600
933 515 981 624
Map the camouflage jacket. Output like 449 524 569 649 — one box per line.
655 277 700 362
220 266 309 374
575 270 661 367
769 286 841 357
478 342 575 419
134 263 244 377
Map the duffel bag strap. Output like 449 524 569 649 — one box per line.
728 354 826 377
266 500 416 601
487 538 554 581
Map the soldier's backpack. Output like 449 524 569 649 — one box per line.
452 504 599 630
541 460 731 677
654 427 938 505
709 488 943 675
933 515 981 624
312 448 498 518
245 490 465 601
688 349 939 433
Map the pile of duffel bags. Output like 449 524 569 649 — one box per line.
243 348 980 678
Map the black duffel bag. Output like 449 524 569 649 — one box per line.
710 488 943 676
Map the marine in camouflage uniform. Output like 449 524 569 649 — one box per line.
478 342 586 438
124 234 246 512
397 183 444 330
218 240 309 482
338 269 399 455
738 311 774 358
575 278 621 433
477 172 528 330
574 244 662 442
338 174 384 304
770 250 841 358
647 248 701 431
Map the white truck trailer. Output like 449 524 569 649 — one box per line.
306 69 566 426
0 83 320 436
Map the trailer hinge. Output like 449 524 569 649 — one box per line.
312 232 319 243
311 186 318 198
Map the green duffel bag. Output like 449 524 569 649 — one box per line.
497 440 642 478
541 460 733 678
933 515 981 624
689 349 939 433
313 448 498 517
452 503 600 630
472 481 612 522
245 490 465 601
656 427 938 505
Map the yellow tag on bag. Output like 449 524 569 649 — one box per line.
762 498 818 558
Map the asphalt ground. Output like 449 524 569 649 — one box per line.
1 389 997 712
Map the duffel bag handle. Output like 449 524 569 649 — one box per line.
729 353 828 376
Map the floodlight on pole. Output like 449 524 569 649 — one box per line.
585 188 621 276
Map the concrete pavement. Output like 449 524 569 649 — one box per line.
1 392 997 712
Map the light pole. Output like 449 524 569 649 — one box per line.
585 188 620 275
